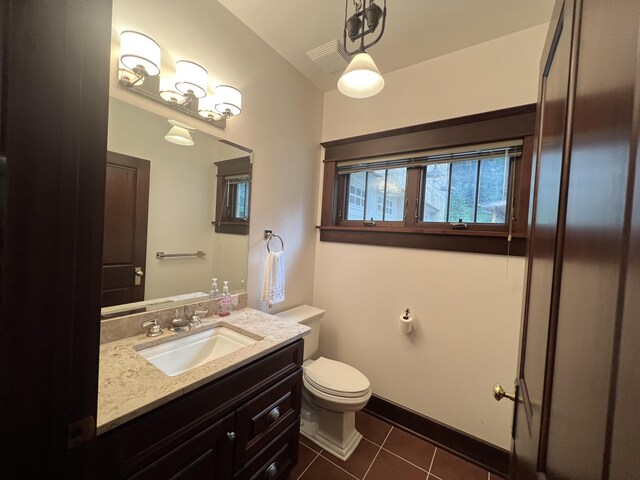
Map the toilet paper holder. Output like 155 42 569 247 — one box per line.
399 308 413 334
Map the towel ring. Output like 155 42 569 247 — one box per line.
266 234 284 253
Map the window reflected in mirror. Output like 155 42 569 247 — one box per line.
214 157 251 235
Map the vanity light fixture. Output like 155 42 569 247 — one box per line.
118 59 144 87
164 119 195 146
175 60 208 100
159 76 185 104
337 0 387 99
214 85 242 117
119 31 161 84
198 94 224 121
118 29 242 129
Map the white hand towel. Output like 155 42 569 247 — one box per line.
261 251 285 307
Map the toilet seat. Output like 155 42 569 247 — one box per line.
303 357 370 399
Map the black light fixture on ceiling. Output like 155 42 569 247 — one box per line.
338 0 387 99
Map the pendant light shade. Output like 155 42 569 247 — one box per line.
164 120 194 146
175 60 208 98
214 85 242 116
120 31 161 77
337 52 384 98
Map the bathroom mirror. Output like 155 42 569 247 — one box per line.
101 97 251 319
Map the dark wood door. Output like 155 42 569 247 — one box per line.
512 2 575 477
0 0 112 477
511 0 640 478
102 151 150 307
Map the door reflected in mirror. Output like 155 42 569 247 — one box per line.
101 98 251 319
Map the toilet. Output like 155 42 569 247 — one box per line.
276 305 371 461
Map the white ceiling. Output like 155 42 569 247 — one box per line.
217 0 555 92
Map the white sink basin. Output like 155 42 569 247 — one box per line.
136 325 259 376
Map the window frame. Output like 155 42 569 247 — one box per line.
214 156 252 235
319 105 536 255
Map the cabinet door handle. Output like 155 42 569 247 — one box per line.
267 407 281 424
226 431 236 442
264 462 277 479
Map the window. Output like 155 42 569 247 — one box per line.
214 156 252 235
319 105 536 255
422 152 511 225
337 143 520 229
344 168 406 223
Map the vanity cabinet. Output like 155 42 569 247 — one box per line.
97 340 303 480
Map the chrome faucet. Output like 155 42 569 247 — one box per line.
169 309 191 332
142 319 163 337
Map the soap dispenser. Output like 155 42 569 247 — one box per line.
217 281 232 317
209 278 219 300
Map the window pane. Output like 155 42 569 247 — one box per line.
384 168 406 221
477 157 509 223
423 163 450 222
365 169 386 221
235 182 248 219
448 160 478 223
346 171 366 220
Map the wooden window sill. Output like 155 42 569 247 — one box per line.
317 225 526 256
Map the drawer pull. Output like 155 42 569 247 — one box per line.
264 462 278 479
267 407 281 424
227 431 236 442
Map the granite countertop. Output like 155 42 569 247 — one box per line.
97 307 309 435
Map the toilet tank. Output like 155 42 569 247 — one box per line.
276 305 325 360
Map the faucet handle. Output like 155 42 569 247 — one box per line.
189 314 203 328
142 319 163 337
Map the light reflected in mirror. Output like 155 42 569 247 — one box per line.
101 97 251 319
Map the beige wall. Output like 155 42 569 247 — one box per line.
315 25 548 448
110 0 324 310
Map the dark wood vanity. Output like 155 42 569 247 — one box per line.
97 340 303 479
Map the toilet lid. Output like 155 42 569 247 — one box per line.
304 357 370 398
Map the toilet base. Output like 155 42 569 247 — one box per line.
299 400 363 461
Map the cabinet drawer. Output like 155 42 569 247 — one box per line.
235 421 300 480
234 369 302 469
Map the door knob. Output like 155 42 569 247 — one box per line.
493 384 516 402
134 267 144 286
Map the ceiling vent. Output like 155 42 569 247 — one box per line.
306 39 351 74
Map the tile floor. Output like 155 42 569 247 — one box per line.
287 411 504 480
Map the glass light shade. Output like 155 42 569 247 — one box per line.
120 31 161 77
337 52 384 98
159 76 185 104
214 85 242 116
164 120 194 146
198 95 223 121
175 60 208 98
118 59 144 86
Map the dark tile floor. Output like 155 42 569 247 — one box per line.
287 411 502 480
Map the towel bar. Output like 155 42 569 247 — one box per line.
156 251 206 259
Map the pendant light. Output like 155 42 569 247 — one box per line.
164 120 194 146
337 52 384 98
338 0 387 99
